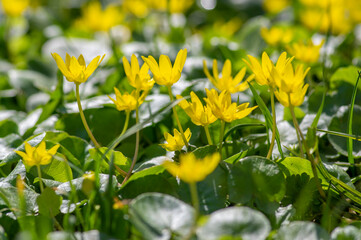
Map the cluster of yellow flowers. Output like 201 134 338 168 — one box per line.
299 0 361 35
260 25 324 65
0 0 29 17
74 2 123 33
245 52 309 107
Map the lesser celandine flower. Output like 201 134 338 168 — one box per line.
243 52 294 88
273 63 310 107
287 40 324 64
51 53 105 85
176 92 217 127
204 89 257 123
123 0 149 18
169 0 194 14
260 26 293 46
160 128 191 151
142 49 187 86
75 2 123 32
163 152 220 183
262 0 290 14
15 141 60 167
123 55 154 91
0 0 29 17
108 87 147 113
203 59 253 94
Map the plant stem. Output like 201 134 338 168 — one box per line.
184 182 199 240
36 165 44 193
289 101 326 199
75 84 101 148
120 111 131 136
122 91 140 185
167 86 189 149
219 120 225 159
288 99 304 158
204 125 213 145
347 71 360 175
266 89 277 159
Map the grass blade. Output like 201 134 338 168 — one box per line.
248 82 284 159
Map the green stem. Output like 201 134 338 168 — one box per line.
120 111 131 136
289 102 326 199
122 91 140 185
36 165 44 193
347 71 360 175
288 97 304 158
76 84 101 148
266 89 277 159
184 182 199 240
167 86 189 149
189 182 199 219
219 120 225 159
204 125 213 145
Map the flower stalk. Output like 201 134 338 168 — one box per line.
122 91 140 185
204 125 213 145
168 86 190 150
36 165 44 193
289 101 326 199
76 83 101 148
266 89 277 159
219 120 226 158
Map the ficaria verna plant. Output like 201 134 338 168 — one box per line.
4 1 361 239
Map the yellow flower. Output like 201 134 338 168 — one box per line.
274 85 309 107
300 6 352 35
176 91 217 126
163 152 220 183
82 171 95 196
75 2 123 32
263 0 291 14
51 53 105 85
123 0 149 18
204 89 257 122
123 55 154 91
203 59 253 94
260 26 293 46
243 52 294 88
160 128 191 151
287 40 324 64
274 63 310 93
142 49 187 86
169 0 194 14
1 0 29 17
15 141 60 167
108 88 147 112
273 63 310 107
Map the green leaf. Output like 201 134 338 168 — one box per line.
36 70 63 124
120 165 176 199
41 154 73 182
331 225 361 240
177 164 228 214
275 221 330 240
0 119 18 137
328 105 361 158
129 193 195 240
88 147 131 173
330 66 361 90
197 206 271 240
227 156 285 213
36 187 62 217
